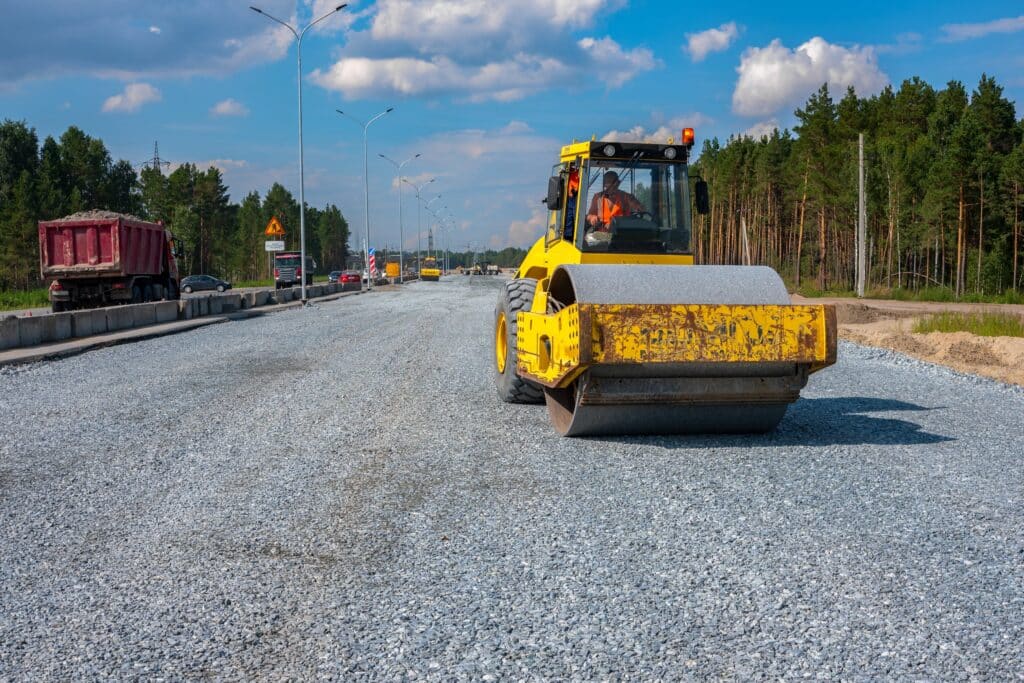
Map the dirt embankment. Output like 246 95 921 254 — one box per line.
791 295 1024 387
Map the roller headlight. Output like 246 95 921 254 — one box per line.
663 147 678 159
602 144 616 157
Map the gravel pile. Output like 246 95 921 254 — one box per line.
1 275 1022 679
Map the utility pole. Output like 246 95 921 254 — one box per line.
857 132 866 298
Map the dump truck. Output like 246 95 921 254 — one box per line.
493 129 837 436
420 256 441 281
38 210 181 312
274 251 315 288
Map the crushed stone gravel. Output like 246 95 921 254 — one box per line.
1 275 1022 679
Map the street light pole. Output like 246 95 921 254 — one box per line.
379 153 419 284
338 107 393 290
402 178 435 275
250 4 347 304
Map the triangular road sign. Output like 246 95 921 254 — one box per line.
265 216 285 236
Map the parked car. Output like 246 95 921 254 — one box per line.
180 275 231 294
328 270 342 283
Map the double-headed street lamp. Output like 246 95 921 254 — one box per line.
250 3 347 304
378 153 419 283
338 107 393 289
402 178 435 273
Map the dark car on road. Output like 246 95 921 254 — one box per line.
180 275 231 294
328 270 342 283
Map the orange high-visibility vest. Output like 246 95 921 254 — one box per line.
600 191 629 224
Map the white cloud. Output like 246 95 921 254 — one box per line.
101 82 161 113
941 15 1024 42
685 22 740 62
578 37 658 88
502 203 547 249
210 98 250 117
149 26 161 35
732 37 888 117
743 119 779 139
311 0 653 101
602 114 713 143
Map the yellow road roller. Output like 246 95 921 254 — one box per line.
494 130 837 436
420 256 441 281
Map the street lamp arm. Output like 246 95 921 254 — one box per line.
300 4 348 39
249 7 298 38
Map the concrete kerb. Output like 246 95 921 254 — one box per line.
0 285 368 355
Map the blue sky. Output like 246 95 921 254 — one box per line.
2 1 1022 252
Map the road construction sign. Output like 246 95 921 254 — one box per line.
264 216 285 237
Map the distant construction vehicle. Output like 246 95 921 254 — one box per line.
493 129 837 436
420 256 441 281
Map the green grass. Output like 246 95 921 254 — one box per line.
235 278 273 288
0 288 50 311
913 312 1024 337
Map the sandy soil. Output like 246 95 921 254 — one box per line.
791 295 1024 386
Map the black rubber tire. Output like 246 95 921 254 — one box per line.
183 285 193 294
131 285 143 303
494 278 544 404
167 279 179 301
216 284 225 292
51 301 67 313
143 284 154 302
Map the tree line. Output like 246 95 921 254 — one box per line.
0 122 350 290
691 74 1024 296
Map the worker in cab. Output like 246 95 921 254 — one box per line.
586 171 644 231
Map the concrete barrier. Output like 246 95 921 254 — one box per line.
220 293 241 313
1 316 19 350
254 291 270 307
131 303 157 327
106 306 135 333
155 301 178 323
71 309 105 338
18 313 72 346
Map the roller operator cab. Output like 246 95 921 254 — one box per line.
494 129 838 436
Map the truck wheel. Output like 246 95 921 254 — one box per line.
143 284 155 302
494 278 544 404
131 285 143 304
51 302 66 313
167 280 179 300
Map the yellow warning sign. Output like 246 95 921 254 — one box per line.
264 216 285 237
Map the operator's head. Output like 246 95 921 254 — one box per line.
602 171 620 189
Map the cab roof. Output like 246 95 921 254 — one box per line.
559 139 692 164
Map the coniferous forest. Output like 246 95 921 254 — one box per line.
0 125 349 291
2 74 1023 298
691 75 1024 298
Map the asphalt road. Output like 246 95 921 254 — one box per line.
1 275 1022 679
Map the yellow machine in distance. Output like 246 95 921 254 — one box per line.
420 256 441 281
493 129 837 436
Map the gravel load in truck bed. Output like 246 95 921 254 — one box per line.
1 275 1022 679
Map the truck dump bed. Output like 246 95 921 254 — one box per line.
39 212 166 279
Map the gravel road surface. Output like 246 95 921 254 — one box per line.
2 275 1022 679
